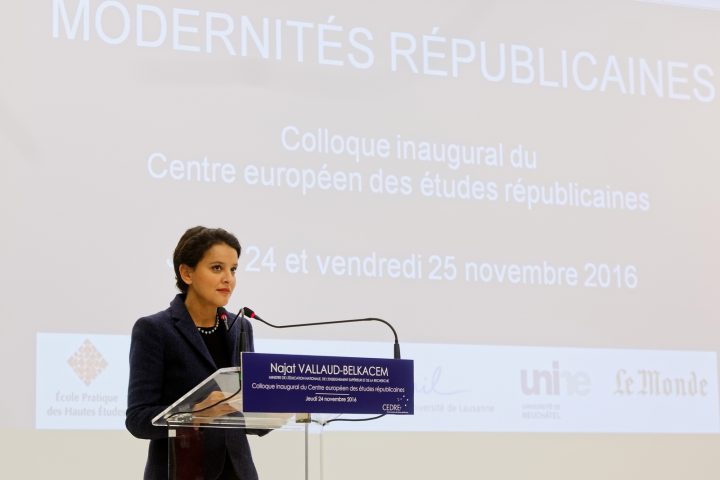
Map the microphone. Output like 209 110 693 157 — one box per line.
225 308 250 367
240 307 401 360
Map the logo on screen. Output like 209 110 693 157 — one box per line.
613 369 709 397
67 339 108 386
520 361 591 396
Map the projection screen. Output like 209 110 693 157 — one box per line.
2 0 719 478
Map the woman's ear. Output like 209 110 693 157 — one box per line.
179 264 194 286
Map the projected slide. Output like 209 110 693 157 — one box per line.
2 0 719 435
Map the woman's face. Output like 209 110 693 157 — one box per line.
181 242 238 309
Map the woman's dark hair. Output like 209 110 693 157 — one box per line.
173 226 241 293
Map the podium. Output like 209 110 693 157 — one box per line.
153 352 414 479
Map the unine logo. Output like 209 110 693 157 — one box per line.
520 361 591 396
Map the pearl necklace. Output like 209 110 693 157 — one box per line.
197 315 220 335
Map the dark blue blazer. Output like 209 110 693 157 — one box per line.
126 294 260 480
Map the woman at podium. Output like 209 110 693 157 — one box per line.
126 226 261 479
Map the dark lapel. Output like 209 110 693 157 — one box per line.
222 307 240 367
169 294 216 369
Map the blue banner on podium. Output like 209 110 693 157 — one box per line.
241 352 414 415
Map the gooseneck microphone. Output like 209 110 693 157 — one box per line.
225 308 250 367
230 307 402 360
224 306 401 427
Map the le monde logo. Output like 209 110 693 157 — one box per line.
614 369 709 397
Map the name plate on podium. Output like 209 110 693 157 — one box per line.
242 352 414 415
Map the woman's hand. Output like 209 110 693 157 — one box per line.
192 390 242 421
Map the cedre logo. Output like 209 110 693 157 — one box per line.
520 361 591 396
382 403 403 412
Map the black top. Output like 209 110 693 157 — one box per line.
200 325 232 368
